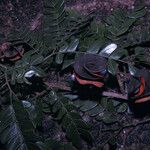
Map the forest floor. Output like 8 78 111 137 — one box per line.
1 0 150 150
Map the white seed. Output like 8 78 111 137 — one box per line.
24 70 40 78
71 74 75 81
102 43 117 55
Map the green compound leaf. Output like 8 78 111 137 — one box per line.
107 59 118 75
42 91 92 149
0 101 41 150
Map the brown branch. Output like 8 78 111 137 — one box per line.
44 80 128 99
101 118 150 132
0 63 7 69
100 118 150 148
0 83 7 89
44 81 71 91
4 72 12 93
100 128 122 149
4 72 19 101
102 91 128 100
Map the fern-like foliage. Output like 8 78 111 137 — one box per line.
42 90 92 149
123 29 150 48
8 0 67 53
57 3 149 126
0 100 41 150
22 98 43 128
43 0 66 48
7 0 93 58
7 28 45 57
106 9 136 38
1 1 150 149
10 50 45 85
105 4 146 39
36 138 77 150
64 94 127 124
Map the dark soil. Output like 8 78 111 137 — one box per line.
0 0 42 43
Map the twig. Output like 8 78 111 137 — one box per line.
44 81 71 91
100 128 122 148
44 80 128 100
101 118 150 132
0 83 7 89
100 118 150 148
0 63 7 69
116 64 128 95
4 72 12 93
4 72 19 102
102 91 128 100
117 73 125 94
122 118 150 129
43 51 130 66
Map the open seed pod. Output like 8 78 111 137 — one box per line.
73 54 108 87
0 42 24 61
